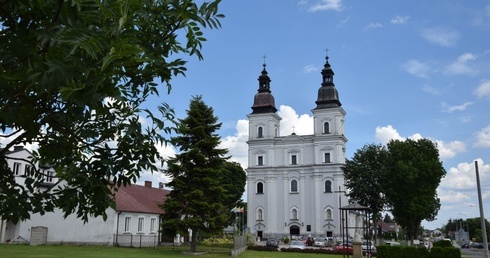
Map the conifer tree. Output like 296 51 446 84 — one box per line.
161 95 233 252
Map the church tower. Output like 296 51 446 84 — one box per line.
246 54 347 241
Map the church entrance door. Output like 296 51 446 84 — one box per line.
289 225 300 236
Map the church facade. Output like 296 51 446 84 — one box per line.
246 55 348 240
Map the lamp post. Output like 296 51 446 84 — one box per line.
475 160 489 258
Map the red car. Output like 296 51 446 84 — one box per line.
333 242 353 253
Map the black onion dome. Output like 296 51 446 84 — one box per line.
251 64 277 114
315 55 342 109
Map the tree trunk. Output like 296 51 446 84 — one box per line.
191 228 197 252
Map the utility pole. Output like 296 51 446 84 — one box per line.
335 186 346 241
475 160 489 258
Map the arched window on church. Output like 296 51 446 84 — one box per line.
291 180 298 193
292 208 298 220
257 209 263 221
257 182 263 194
325 180 332 193
258 126 263 138
325 209 332 220
323 122 330 134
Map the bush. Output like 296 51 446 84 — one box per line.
283 236 290 244
433 240 452 248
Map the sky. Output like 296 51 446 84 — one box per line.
138 0 490 230
2 0 490 231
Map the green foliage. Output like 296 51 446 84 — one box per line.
382 139 446 241
160 95 233 252
429 247 445 258
377 245 430 258
433 240 452 248
0 0 224 223
342 143 387 235
283 236 290 244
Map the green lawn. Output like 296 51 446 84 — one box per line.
0 245 342 258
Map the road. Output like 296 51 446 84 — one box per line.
461 248 489 258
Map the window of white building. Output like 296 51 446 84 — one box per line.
124 217 131 232
150 218 156 233
137 217 144 233
290 180 298 193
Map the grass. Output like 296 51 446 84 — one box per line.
0 245 343 258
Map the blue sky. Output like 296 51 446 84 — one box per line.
140 0 490 230
2 0 489 230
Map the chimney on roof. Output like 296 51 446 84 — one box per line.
159 182 164 189
144 181 152 188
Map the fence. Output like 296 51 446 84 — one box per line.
114 234 158 248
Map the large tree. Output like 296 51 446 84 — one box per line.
161 95 238 252
342 143 388 240
382 138 446 243
0 0 224 223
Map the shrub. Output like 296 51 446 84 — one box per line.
283 236 290 244
433 240 452 248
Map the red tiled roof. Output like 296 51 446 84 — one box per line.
114 183 170 214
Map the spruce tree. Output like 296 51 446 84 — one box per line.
161 95 230 252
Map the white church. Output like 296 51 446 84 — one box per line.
246 54 348 240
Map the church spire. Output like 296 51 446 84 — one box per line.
315 52 342 109
251 58 277 114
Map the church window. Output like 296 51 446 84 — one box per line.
290 180 298 193
324 153 331 163
323 122 330 134
291 208 298 220
326 209 332 220
257 182 264 194
291 155 297 165
257 156 264 166
257 209 263 221
275 126 279 137
258 126 263 138
325 180 332 193
307 225 311 232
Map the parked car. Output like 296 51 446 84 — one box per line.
266 238 279 248
333 242 353 253
314 237 325 247
290 240 306 250
362 240 376 254
385 241 401 246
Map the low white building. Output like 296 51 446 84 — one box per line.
1 146 169 246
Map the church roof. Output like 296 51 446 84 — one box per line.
314 54 342 109
251 63 277 114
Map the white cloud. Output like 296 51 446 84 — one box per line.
304 0 344 12
278 105 314 136
438 190 471 204
441 159 489 190
445 53 478 76
435 140 467 159
441 101 474 113
374 125 404 144
401 60 432 79
474 125 490 148
304 64 319 73
220 119 249 168
391 15 410 25
375 125 466 160
422 85 442 95
474 79 490 98
365 22 383 30
420 28 460 47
